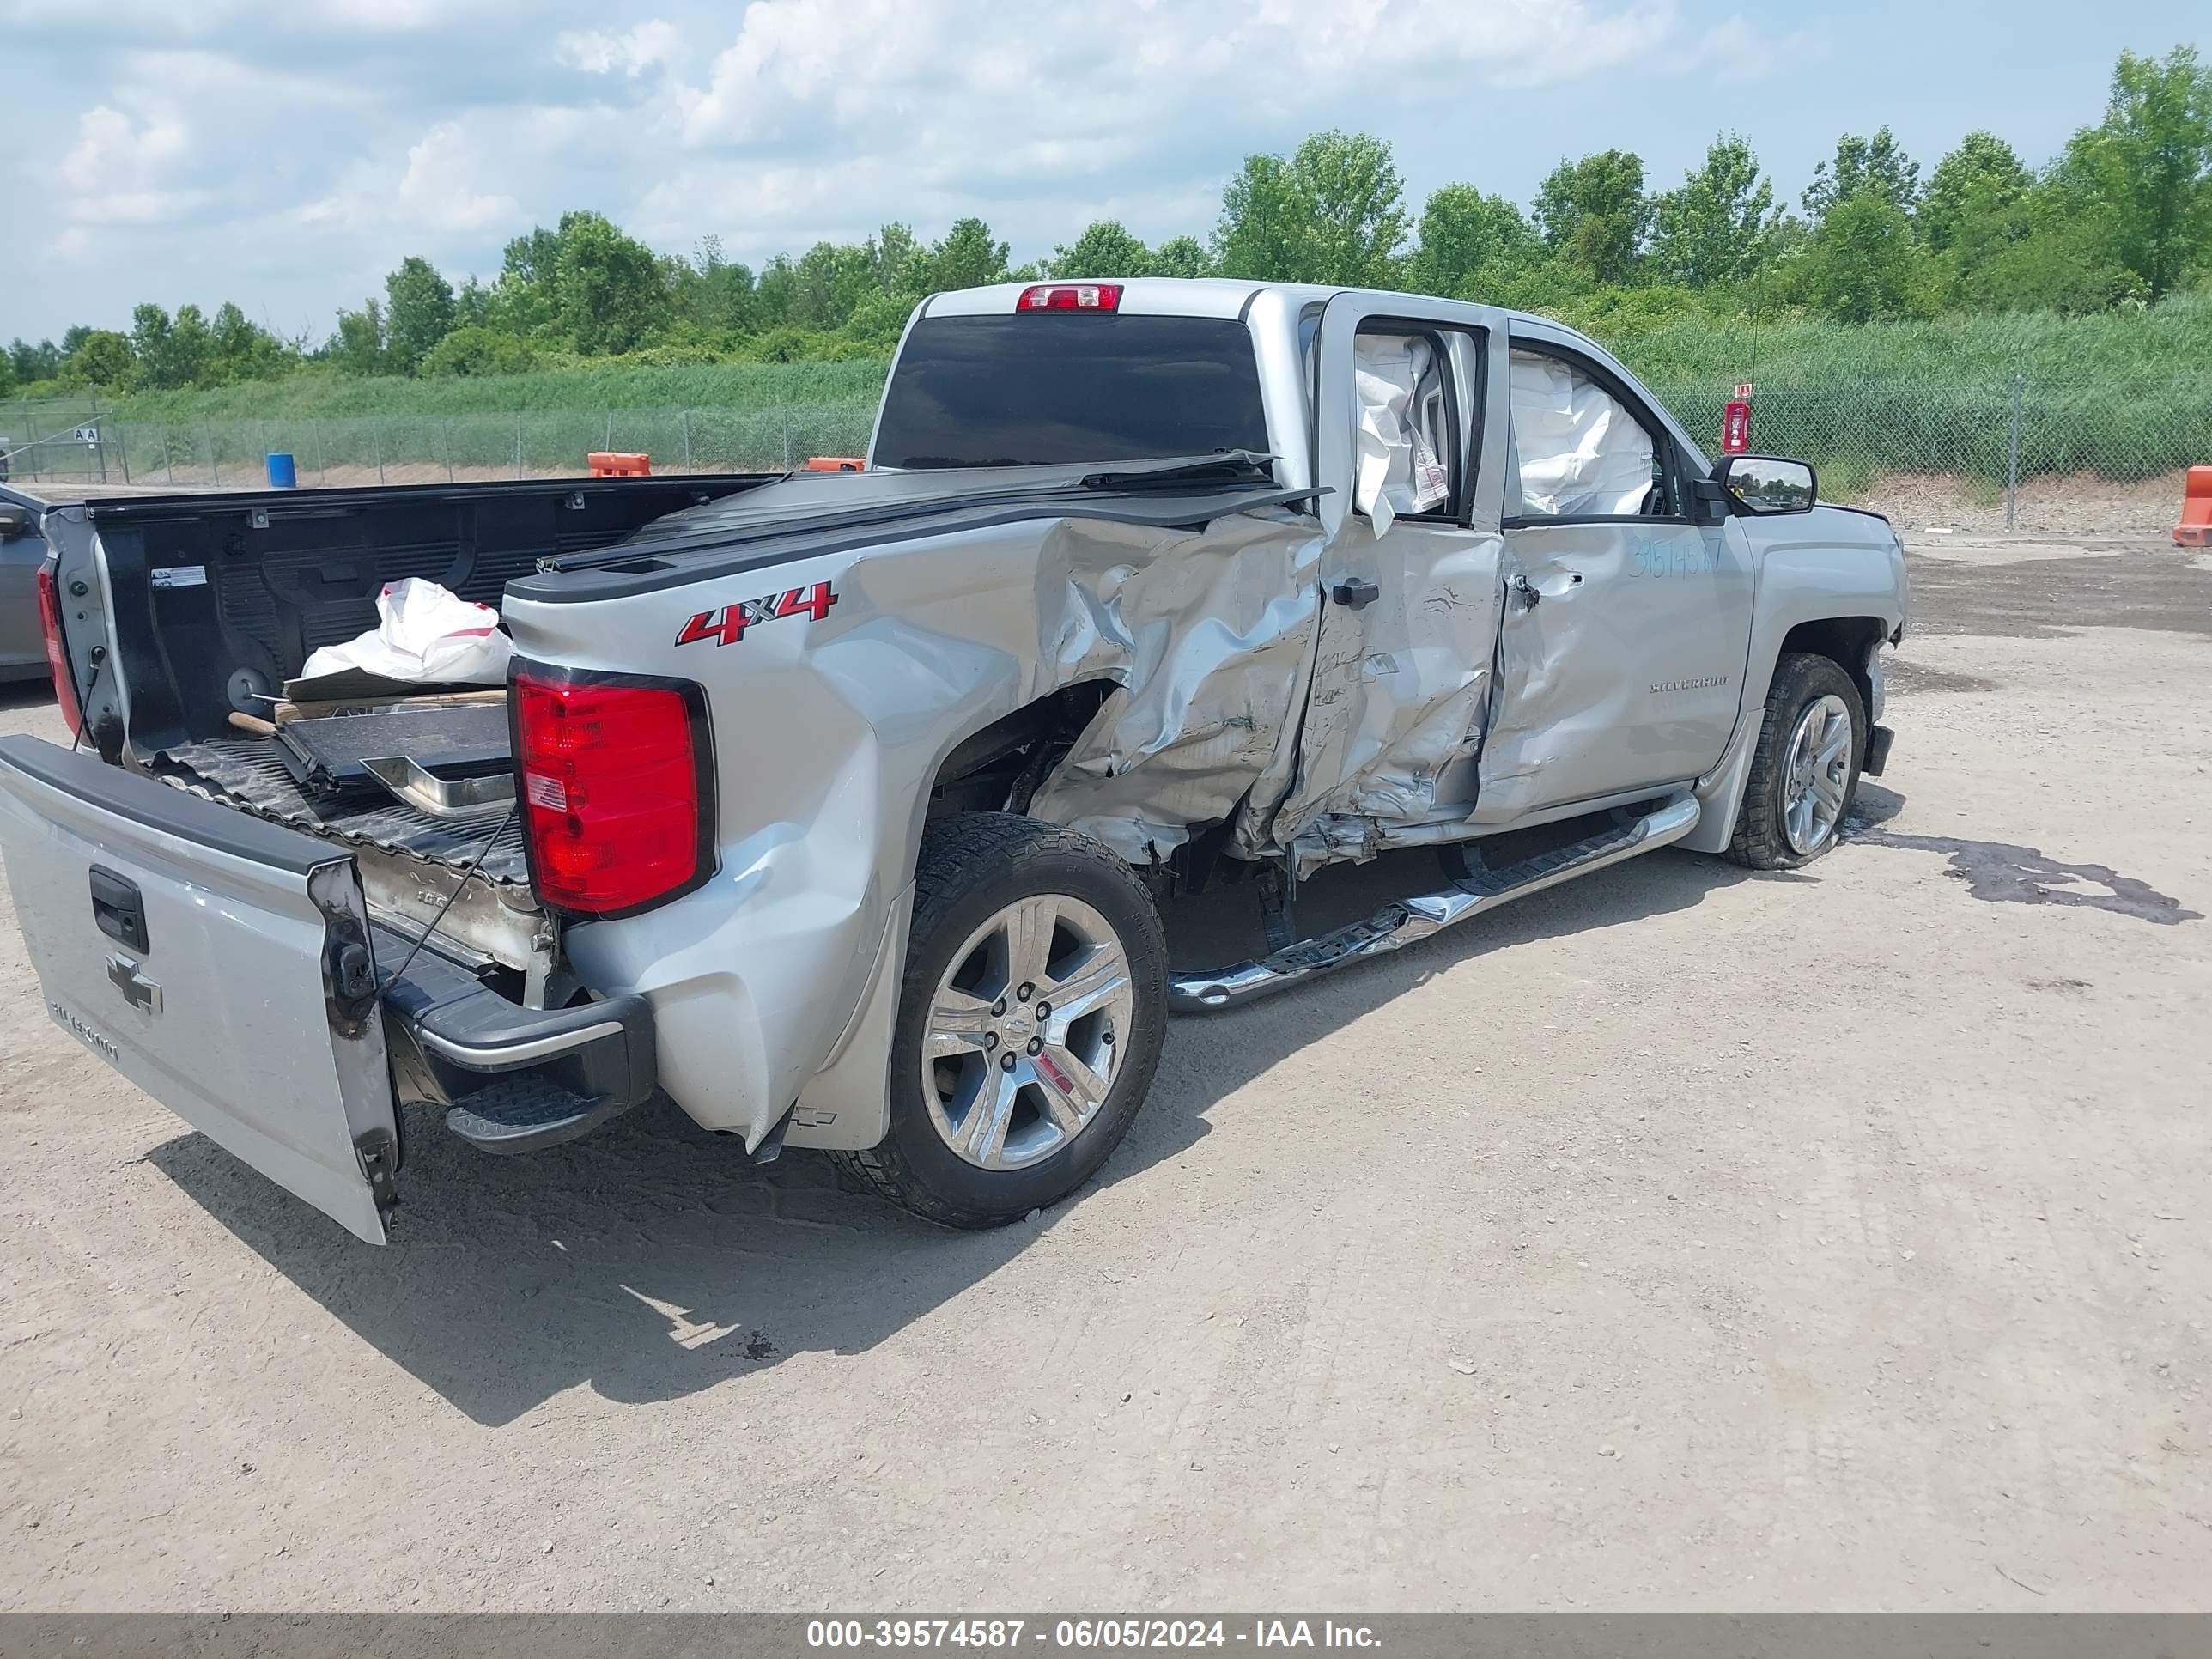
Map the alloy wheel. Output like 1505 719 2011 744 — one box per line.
1782 692 1854 855
919 894 1135 1170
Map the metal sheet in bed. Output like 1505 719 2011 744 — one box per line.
155 737 530 885
277 704 514 791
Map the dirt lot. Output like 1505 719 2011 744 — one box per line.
1 533 2208 1613
1864 471 2196 539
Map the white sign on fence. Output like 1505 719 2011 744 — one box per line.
73 427 100 444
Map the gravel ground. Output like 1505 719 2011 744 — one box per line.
1863 471 2191 538
0 532 2208 1613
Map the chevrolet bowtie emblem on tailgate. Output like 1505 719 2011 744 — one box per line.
105 954 162 1016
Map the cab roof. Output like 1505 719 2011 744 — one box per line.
921 276 1565 336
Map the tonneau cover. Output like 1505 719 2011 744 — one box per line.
517 453 1319 603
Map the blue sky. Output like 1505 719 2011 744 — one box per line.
0 0 2201 345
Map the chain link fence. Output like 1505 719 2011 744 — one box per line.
9 379 2207 536
1648 370 2210 536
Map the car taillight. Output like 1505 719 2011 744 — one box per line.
35 562 82 737
1016 283 1121 312
511 665 714 916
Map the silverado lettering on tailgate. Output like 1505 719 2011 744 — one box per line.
49 1000 120 1063
675 581 838 648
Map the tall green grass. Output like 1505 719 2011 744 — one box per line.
1607 295 2212 386
70 358 891 422
1620 298 2212 486
93 404 881 483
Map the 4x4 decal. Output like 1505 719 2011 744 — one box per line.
675 581 837 647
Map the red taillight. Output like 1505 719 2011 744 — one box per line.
512 666 713 915
1016 283 1121 312
35 562 82 737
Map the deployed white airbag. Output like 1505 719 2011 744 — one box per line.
1509 349 1655 519
1353 335 1451 535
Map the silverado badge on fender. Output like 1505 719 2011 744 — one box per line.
676 581 838 647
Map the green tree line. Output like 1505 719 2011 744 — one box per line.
6 43 2206 401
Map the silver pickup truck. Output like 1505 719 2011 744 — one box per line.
0 278 1907 1242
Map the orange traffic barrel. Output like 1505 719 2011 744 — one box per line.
2177 466 2212 547
805 456 865 472
588 452 651 477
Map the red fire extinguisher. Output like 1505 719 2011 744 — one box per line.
1722 383 1753 454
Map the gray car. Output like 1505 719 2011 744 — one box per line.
0 484 53 684
1 278 1907 1243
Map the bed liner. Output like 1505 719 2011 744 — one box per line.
153 737 531 886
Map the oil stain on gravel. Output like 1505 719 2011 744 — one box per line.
1885 658 1998 695
1851 828 2202 925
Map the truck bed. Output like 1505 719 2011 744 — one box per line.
51 474 773 758
154 735 531 886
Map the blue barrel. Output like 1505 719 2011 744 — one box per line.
266 452 298 489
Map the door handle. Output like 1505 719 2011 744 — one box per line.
1510 571 1583 611
1330 578 1380 611
89 866 150 952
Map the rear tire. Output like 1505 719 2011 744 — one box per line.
833 813 1168 1228
1727 653 1865 870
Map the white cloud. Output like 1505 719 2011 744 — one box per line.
0 0 1838 337
313 0 463 28
396 123 520 233
661 0 1685 202
297 115 537 240
57 102 201 226
557 19 682 76
4 0 494 40
1689 14 1830 87
113 46 378 109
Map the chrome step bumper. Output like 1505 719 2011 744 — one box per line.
373 924 656 1152
1168 795 1702 1013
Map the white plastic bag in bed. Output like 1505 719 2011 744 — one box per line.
299 578 511 686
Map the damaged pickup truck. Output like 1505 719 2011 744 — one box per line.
0 278 1906 1241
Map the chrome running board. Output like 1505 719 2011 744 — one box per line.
1169 795 1702 1012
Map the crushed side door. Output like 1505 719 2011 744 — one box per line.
1263 294 1510 869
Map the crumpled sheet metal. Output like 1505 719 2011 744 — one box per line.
1027 502 1506 874
1028 508 1325 864
1255 523 1505 874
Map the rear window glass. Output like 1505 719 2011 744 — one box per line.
872 313 1269 470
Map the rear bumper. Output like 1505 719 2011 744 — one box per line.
375 928 658 1153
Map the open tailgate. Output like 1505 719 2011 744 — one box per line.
0 736 399 1242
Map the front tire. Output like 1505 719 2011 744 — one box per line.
834 813 1168 1228
1727 652 1865 870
